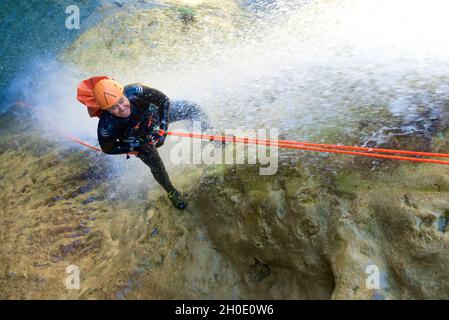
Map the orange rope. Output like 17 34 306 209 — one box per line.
65 135 138 156
167 131 449 165
168 132 449 158
67 131 449 165
66 135 103 152
15 100 449 165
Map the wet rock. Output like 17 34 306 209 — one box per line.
198 164 337 299
59 240 82 257
82 195 102 205
3 0 449 301
71 184 94 198
246 259 271 283
47 195 65 206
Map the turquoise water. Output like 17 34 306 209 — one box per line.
0 0 100 109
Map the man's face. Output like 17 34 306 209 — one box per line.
109 95 131 118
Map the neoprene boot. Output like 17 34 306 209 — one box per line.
168 190 187 210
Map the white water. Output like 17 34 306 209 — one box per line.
127 0 449 143
15 0 449 139
8 0 449 191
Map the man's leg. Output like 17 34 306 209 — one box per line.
137 144 187 209
169 101 229 148
169 101 212 131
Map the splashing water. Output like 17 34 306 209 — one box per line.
6 0 449 158
157 0 449 140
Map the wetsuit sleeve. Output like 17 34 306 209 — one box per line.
141 85 170 130
97 116 131 155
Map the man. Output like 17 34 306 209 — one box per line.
77 76 211 209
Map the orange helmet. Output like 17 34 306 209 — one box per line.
77 76 124 117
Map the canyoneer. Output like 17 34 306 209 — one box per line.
76 76 211 209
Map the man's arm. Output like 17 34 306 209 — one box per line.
97 116 132 155
140 85 170 130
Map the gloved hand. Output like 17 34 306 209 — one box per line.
150 126 167 148
127 135 147 151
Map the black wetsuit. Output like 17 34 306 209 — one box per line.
97 83 209 193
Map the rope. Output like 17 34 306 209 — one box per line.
167 131 449 165
65 131 449 165
14 100 449 165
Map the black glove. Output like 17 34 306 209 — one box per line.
150 126 167 148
